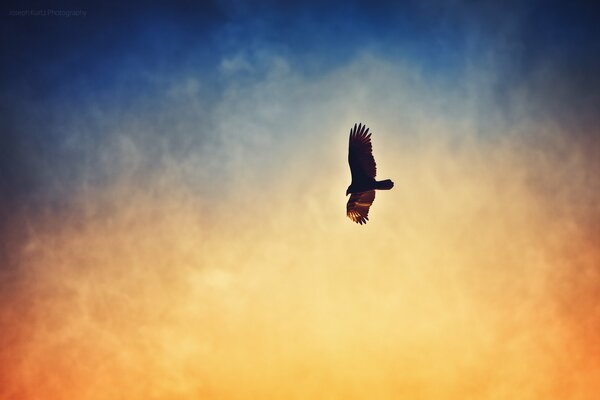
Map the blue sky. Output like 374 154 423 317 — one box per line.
1 0 599 208
3 1 598 98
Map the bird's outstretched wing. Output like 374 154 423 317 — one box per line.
347 190 376 225
348 123 377 181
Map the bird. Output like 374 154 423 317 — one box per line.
346 123 394 224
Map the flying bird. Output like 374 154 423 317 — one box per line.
346 123 394 224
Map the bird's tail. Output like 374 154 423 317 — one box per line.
376 179 394 190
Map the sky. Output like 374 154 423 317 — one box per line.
1 1 599 399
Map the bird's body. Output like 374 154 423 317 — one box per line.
346 123 393 225
347 178 394 194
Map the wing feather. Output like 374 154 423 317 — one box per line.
346 190 376 225
348 123 377 180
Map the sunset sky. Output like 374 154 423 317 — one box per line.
1 1 599 399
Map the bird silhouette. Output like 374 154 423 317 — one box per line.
346 123 394 224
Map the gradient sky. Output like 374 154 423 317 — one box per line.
1 1 600 399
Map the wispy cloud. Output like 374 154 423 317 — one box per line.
1 2 599 398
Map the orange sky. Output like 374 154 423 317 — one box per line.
2 123 598 399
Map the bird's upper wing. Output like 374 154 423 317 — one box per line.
348 123 377 180
346 190 376 225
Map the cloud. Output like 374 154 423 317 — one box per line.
1 3 599 397
1 46 599 398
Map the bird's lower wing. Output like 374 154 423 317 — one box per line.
346 190 376 225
